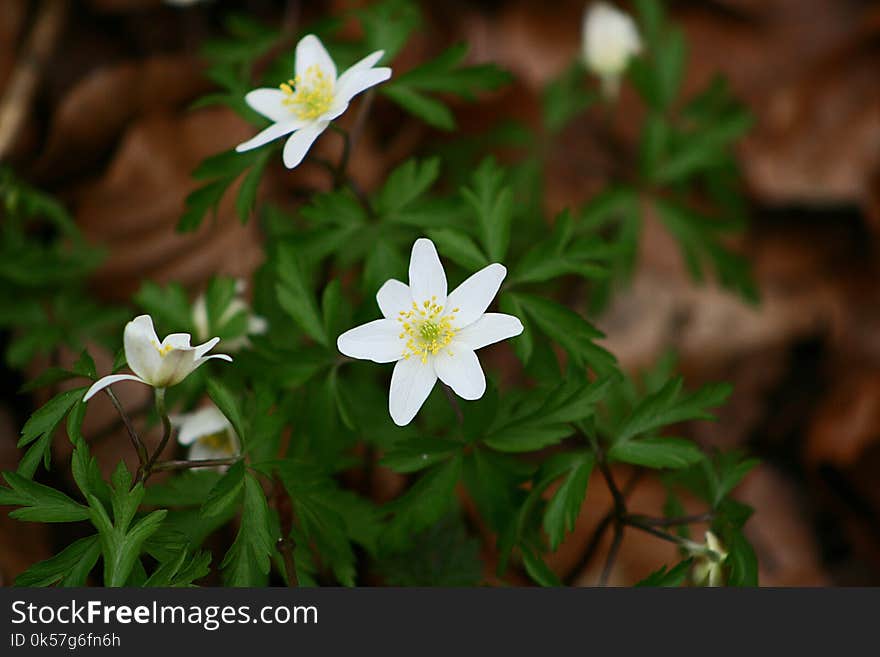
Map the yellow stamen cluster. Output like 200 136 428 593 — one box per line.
280 65 334 120
199 431 234 452
397 297 460 364
153 341 174 357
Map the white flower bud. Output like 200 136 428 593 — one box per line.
582 2 642 97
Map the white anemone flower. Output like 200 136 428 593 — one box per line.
172 405 240 470
337 238 524 427
235 34 392 169
83 315 232 402
192 279 268 351
582 2 642 98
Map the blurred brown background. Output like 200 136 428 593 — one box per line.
2 0 880 586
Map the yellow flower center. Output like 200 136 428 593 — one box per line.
199 431 234 452
153 341 174 357
397 298 460 364
280 65 334 120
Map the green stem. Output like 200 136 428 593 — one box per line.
151 457 240 472
137 387 172 485
104 388 149 467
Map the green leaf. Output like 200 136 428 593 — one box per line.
635 558 693 587
484 379 609 453
276 244 328 346
382 84 455 130
0 471 90 522
384 455 462 549
357 0 421 60
521 549 562 587
654 112 752 184
87 465 167 587
510 211 610 285
381 44 509 129
15 535 102 587
200 460 246 518
145 549 212 587
300 188 368 227
513 293 616 373
543 62 594 133
608 437 704 469
726 528 758 586
381 437 462 473
178 178 229 232
16 386 85 479
142 471 222 508
616 377 731 443
235 150 270 223
461 157 514 261
375 157 441 219
221 473 275 586
426 229 488 271
543 453 594 550
206 379 248 449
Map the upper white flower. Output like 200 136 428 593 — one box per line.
192 279 268 352
337 238 524 426
582 2 642 93
235 34 392 169
172 404 240 468
83 315 232 402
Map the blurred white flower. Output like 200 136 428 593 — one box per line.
172 404 240 470
582 2 642 98
337 238 523 426
192 279 268 351
235 34 392 169
692 531 728 587
83 315 232 401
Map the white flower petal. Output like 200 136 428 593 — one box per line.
320 99 350 123
163 333 193 350
408 238 447 306
173 406 231 446
433 349 485 401
196 353 234 366
389 356 437 426
337 319 405 363
192 336 220 359
376 279 413 318
243 88 294 123
295 34 337 82
454 313 523 351
445 263 506 328
83 374 149 402
236 121 300 153
124 315 162 383
153 349 200 387
282 121 329 169
335 67 391 104
339 50 385 80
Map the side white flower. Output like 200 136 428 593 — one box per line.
192 279 268 352
235 34 392 169
83 315 232 402
692 531 728 587
582 2 642 97
172 405 240 469
337 238 524 427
